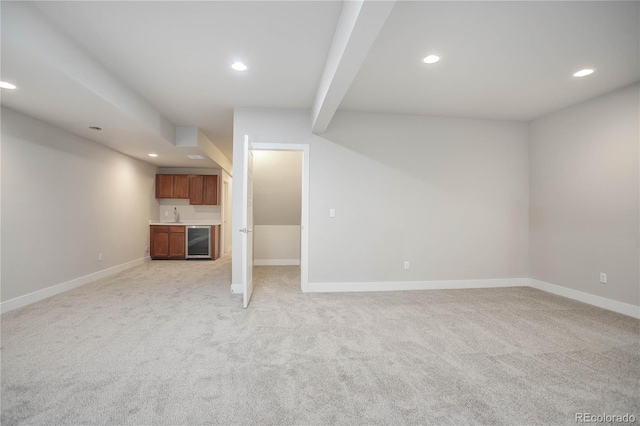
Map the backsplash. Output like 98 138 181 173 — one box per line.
158 199 221 222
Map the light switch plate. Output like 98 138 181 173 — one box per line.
329 209 336 218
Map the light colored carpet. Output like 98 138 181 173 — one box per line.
2 258 639 425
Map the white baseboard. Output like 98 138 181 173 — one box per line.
529 279 640 319
254 259 300 266
7 265 637 321
303 278 528 293
1 257 150 314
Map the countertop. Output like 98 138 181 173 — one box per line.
149 220 222 226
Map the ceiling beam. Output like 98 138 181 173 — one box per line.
176 127 233 174
311 0 396 134
3 2 176 144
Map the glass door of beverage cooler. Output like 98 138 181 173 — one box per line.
186 226 211 259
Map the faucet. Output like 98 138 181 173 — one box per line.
173 207 180 223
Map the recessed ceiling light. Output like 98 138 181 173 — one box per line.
422 55 440 64
148 153 158 157
573 69 594 77
231 62 247 71
0 81 17 90
89 126 102 131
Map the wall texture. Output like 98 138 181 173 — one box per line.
1 108 158 304
254 225 301 264
529 83 640 306
233 108 529 287
253 151 302 226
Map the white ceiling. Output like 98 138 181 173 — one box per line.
341 1 640 120
1 1 638 169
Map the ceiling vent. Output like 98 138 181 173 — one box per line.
186 154 205 160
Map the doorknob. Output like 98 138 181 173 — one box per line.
239 228 253 233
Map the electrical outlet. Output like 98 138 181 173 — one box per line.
404 261 410 270
145 245 149 253
98 253 103 262
600 273 607 284
164 211 169 217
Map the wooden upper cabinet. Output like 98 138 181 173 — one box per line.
173 175 189 199
156 175 174 198
156 173 218 205
156 174 189 199
189 175 204 205
203 175 219 205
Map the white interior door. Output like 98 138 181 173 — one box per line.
241 135 254 308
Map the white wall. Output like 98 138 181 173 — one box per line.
1 108 158 306
157 199 219 222
233 108 529 288
253 151 302 226
529 83 640 307
254 225 301 265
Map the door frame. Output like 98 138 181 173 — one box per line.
250 143 310 292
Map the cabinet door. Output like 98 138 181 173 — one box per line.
156 175 173 198
189 175 204 205
203 175 219 205
173 175 190 199
150 226 170 259
168 226 186 259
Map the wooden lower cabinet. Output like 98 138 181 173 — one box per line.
212 225 220 260
168 227 186 259
150 224 221 261
150 225 185 260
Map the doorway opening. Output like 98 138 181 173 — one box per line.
251 148 304 294
238 140 309 308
